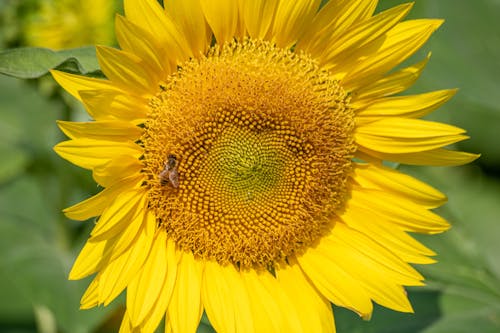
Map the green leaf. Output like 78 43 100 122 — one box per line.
0 75 114 331
0 75 63 147
0 47 100 79
422 293 500 333
33 305 57 333
0 269 36 330
0 144 29 184
0 74 97 222
0 177 119 333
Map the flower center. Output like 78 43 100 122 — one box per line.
142 40 355 269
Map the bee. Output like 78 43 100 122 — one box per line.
159 154 179 188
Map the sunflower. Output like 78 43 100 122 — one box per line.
51 0 478 332
23 0 116 49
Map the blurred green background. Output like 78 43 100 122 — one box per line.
0 0 499 332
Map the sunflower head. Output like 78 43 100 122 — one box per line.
143 39 356 269
52 0 478 332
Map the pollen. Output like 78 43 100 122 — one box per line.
142 39 356 269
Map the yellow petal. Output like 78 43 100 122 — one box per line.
96 45 157 95
54 138 142 170
50 70 118 102
349 187 450 233
80 89 147 123
357 134 469 154
321 3 413 70
201 261 254 333
73 210 148 283
57 120 142 141
355 89 457 122
326 223 424 286
355 118 469 154
235 2 246 40
339 204 437 264
298 0 377 54
124 0 192 66
93 155 143 188
167 251 204 333
241 269 303 332
200 0 239 45
106 208 147 262
352 53 431 103
138 243 177 333
358 147 480 166
118 311 133 333
298 242 373 319
127 230 170 327
322 228 415 313
115 14 167 75
357 117 466 137
239 0 279 40
270 0 321 48
71 211 147 283
277 261 336 333
97 212 156 305
63 175 142 221
90 188 146 241
138 238 178 332
80 277 99 309
353 163 447 208
69 240 108 280
164 0 210 55
343 19 443 90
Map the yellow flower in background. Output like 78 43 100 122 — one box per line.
23 0 116 49
51 0 478 332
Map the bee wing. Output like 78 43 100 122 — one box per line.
169 169 180 188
